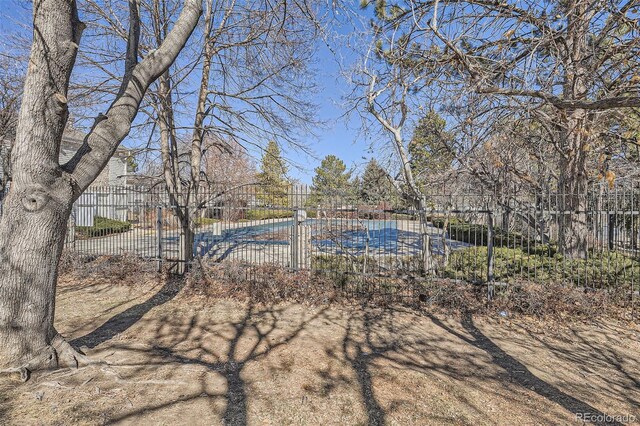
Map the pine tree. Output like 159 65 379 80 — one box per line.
408 110 454 184
257 141 289 206
309 155 352 206
360 159 395 204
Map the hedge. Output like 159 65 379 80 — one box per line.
76 216 131 238
431 217 536 247
446 246 639 288
312 249 637 289
391 213 417 220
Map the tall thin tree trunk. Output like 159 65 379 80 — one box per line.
417 197 435 275
178 210 195 275
556 0 590 260
366 75 436 275
395 130 435 275
558 113 589 259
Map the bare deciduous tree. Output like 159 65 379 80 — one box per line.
366 0 640 258
203 137 256 190
0 0 201 376
0 55 24 192
352 51 437 273
140 0 318 271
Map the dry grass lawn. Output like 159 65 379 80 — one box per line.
1 270 639 425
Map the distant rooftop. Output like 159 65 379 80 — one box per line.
1 126 130 156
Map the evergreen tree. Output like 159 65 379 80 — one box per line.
257 141 289 206
309 155 352 205
408 110 454 183
360 159 395 204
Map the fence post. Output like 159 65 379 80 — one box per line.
486 210 495 301
420 220 435 276
177 206 193 275
290 208 310 270
156 206 163 272
608 213 615 250
300 223 311 270
291 208 299 270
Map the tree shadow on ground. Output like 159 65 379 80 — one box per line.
506 321 640 410
321 308 492 425
102 302 327 425
44 279 638 426
338 310 390 426
428 313 624 426
316 307 635 426
71 277 184 349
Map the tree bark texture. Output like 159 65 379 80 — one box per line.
556 1 591 260
557 113 589 259
0 0 201 373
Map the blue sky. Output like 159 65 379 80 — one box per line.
287 44 369 184
0 0 378 184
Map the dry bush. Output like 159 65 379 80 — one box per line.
184 259 341 305
415 279 487 313
417 279 635 321
490 282 621 320
58 250 85 275
58 252 636 321
58 251 160 285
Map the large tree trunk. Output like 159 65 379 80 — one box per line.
0 188 74 371
556 1 591 261
0 0 201 374
557 113 589 260
0 142 10 193
0 0 83 373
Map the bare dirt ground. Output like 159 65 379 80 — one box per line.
1 271 639 425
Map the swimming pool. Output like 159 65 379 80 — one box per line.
190 218 415 255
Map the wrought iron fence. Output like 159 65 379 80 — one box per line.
1 182 639 301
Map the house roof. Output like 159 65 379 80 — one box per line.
1 127 131 157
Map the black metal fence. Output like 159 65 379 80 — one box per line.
1 183 639 301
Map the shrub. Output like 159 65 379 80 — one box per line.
59 253 165 285
446 246 640 288
431 217 535 247
312 247 638 290
76 216 131 238
391 213 417 220
307 250 634 315
185 260 339 304
430 216 465 227
415 278 622 320
312 254 385 273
